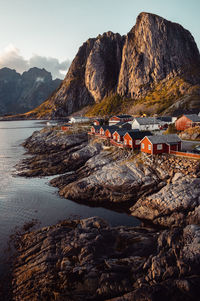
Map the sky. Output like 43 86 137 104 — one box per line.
0 0 199 79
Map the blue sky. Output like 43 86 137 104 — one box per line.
0 0 199 78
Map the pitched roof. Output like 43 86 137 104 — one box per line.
105 127 117 134
113 129 128 136
115 121 132 127
116 114 133 118
184 114 200 122
100 125 117 131
133 117 161 125
92 125 101 130
125 131 152 139
145 134 181 144
157 116 172 122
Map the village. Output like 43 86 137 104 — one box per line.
60 113 200 159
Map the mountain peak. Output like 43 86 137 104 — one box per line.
26 12 200 118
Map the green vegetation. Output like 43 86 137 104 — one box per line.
86 94 133 117
86 77 200 118
163 123 177 134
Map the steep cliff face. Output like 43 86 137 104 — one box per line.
85 32 124 102
27 12 200 118
0 67 62 115
38 32 124 118
117 12 200 98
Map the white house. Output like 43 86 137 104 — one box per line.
132 117 162 131
69 117 91 124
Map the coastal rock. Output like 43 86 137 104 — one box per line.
54 156 161 204
11 217 200 301
131 177 200 227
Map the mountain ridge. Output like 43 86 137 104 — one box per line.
18 12 200 118
0 67 62 116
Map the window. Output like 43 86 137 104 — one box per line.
109 133 111 137
129 140 132 145
118 137 120 142
124 139 127 145
148 144 151 150
135 140 140 145
157 144 163 150
141 143 144 149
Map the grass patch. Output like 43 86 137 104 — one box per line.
86 94 133 117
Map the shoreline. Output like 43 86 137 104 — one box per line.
6 126 200 300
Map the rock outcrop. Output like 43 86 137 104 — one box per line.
117 12 200 98
27 12 200 118
16 128 200 213
11 217 200 301
0 67 61 115
131 176 200 227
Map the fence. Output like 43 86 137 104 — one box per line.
110 139 124 148
170 150 200 159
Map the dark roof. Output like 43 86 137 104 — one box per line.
100 125 117 131
133 117 161 125
145 134 181 144
92 125 101 130
100 126 109 131
184 114 200 122
125 131 152 139
113 129 128 136
105 127 117 134
115 121 132 128
116 114 133 118
157 116 172 122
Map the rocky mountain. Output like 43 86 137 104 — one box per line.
0 67 61 115
26 12 200 119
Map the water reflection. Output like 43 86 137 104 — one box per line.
0 120 139 261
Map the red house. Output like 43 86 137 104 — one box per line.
175 114 200 131
61 124 71 131
90 125 101 134
109 115 133 126
123 131 152 149
99 126 109 136
113 129 127 142
104 127 117 138
140 134 181 155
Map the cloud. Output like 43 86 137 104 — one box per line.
29 55 71 79
0 44 71 79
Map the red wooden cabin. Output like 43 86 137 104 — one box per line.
140 134 181 155
175 114 200 131
123 131 152 148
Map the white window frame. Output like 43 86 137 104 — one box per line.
129 140 132 146
141 143 145 149
124 139 127 145
148 144 151 150
117 136 120 142
157 144 163 150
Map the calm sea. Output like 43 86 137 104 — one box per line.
0 120 139 265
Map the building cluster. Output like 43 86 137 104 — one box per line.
89 114 181 155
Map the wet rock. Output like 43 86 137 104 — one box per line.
131 177 200 227
11 217 200 301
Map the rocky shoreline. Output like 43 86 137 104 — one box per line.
8 127 200 300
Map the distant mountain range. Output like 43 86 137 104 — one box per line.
0 67 62 116
9 12 200 119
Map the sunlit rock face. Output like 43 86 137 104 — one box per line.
30 12 200 118
117 12 200 98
